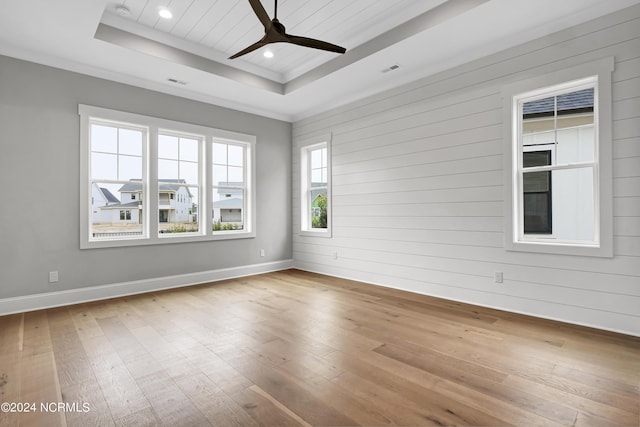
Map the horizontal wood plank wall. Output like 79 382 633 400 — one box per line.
291 4 640 336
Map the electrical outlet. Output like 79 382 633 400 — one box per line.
332 251 338 260
494 271 503 283
49 271 59 283
260 249 265 257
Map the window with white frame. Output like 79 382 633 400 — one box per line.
503 58 614 257
158 132 201 236
89 120 146 240
300 138 331 236
212 140 250 232
80 104 256 249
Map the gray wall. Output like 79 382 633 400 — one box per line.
292 4 640 335
0 55 292 299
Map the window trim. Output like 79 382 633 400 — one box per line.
86 118 148 242
80 104 256 249
211 138 253 234
156 129 204 239
299 134 332 237
502 57 614 257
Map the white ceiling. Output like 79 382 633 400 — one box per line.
1 0 639 122
102 0 448 81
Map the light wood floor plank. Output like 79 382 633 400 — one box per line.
0 269 638 426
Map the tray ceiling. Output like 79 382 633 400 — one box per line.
1 0 639 121
102 0 448 82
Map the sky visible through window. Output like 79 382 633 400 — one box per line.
90 124 143 202
90 123 248 236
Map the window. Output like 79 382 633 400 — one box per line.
502 58 613 257
523 150 552 234
158 132 201 236
517 82 597 244
88 120 145 240
300 136 331 236
80 105 256 249
212 141 249 232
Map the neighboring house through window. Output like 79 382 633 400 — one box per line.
522 150 552 234
212 141 249 231
88 119 145 238
91 183 120 223
158 132 200 235
80 105 256 249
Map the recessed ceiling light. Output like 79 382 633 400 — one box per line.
158 7 173 19
116 5 131 17
263 50 274 58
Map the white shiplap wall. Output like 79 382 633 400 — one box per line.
291 4 640 336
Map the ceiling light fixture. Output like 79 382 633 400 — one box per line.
263 50 274 58
158 7 173 19
116 5 131 17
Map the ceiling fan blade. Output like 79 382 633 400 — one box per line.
228 0 346 60
247 0 272 29
229 39 269 59
286 35 346 54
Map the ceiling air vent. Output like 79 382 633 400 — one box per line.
381 64 400 73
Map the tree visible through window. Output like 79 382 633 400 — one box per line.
312 194 327 229
309 146 328 229
300 139 331 236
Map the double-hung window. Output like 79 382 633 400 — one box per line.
158 132 201 235
89 120 146 239
519 84 596 241
80 105 256 249
503 58 614 257
212 140 249 232
300 137 331 237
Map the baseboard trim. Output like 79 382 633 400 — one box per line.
0 259 294 316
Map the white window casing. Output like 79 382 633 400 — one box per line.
300 134 332 237
80 104 256 249
502 57 614 257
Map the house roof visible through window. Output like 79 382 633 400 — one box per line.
523 88 594 118
118 178 193 197
99 187 120 203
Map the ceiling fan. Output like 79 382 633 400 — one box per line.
229 0 347 59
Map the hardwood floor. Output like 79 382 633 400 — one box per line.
0 269 638 426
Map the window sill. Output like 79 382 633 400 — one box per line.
506 239 612 258
82 231 256 249
299 229 332 238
